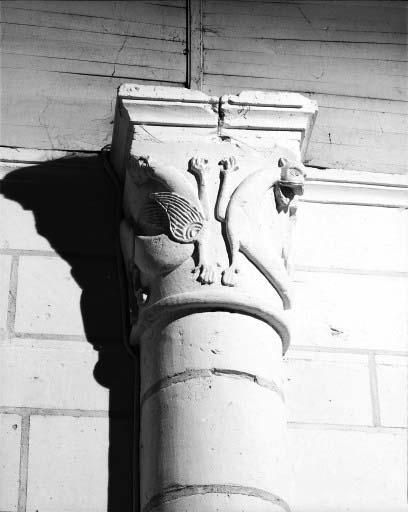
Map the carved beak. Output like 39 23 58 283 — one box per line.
279 180 304 197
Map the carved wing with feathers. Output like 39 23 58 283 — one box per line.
149 192 204 243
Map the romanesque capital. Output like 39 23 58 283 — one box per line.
111 85 317 353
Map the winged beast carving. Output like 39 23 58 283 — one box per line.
129 155 216 285
122 151 305 309
216 156 306 309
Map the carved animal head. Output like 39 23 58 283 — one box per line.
274 157 307 212
127 155 155 185
278 158 306 188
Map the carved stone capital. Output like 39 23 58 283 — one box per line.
111 85 316 350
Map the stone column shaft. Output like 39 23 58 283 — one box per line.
140 312 289 512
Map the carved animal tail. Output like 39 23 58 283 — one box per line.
240 242 292 310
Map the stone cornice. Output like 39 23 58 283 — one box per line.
110 85 318 177
117 84 218 104
304 167 408 208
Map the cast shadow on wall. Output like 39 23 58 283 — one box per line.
1 154 138 511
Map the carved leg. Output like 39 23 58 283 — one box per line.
189 157 211 220
194 226 217 285
216 157 239 222
221 227 241 287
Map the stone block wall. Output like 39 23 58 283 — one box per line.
0 151 136 512
1 151 407 511
286 196 408 511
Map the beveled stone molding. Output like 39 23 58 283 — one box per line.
111 85 219 178
110 84 318 512
220 90 318 159
132 289 291 352
303 167 408 208
110 85 317 178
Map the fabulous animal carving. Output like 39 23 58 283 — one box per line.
132 155 217 285
216 156 306 309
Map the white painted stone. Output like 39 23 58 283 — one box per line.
0 255 11 335
133 125 219 144
150 494 287 512
225 90 317 108
15 256 84 336
2 336 92 352
140 312 285 395
118 83 217 103
376 355 408 428
0 414 21 512
139 306 291 509
288 427 408 512
220 128 302 160
293 202 408 272
0 194 53 251
111 86 219 176
26 416 108 512
285 351 372 425
113 85 315 512
303 157 408 210
302 180 408 208
220 91 317 159
305 166 408 188
0 345 108 410
292 271 408 351
0 147 92 164
123 99 218 127
141 377 290 508
139 308 290 510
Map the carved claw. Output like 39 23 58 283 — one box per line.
137 155 150 168
197 263 217 285
189 157 210 181
221 265 240 287
219 156 239 174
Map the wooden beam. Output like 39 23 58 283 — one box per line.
187 0 203 90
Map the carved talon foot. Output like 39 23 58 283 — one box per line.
197 264 216 285
189 157 210 180
221 265 239 287
219 156 239 174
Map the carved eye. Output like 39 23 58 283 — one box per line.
137 157 149 167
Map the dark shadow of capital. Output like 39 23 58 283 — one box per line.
1 154 139 512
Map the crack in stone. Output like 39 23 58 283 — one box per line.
143 484 292 512
140 368 284 408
